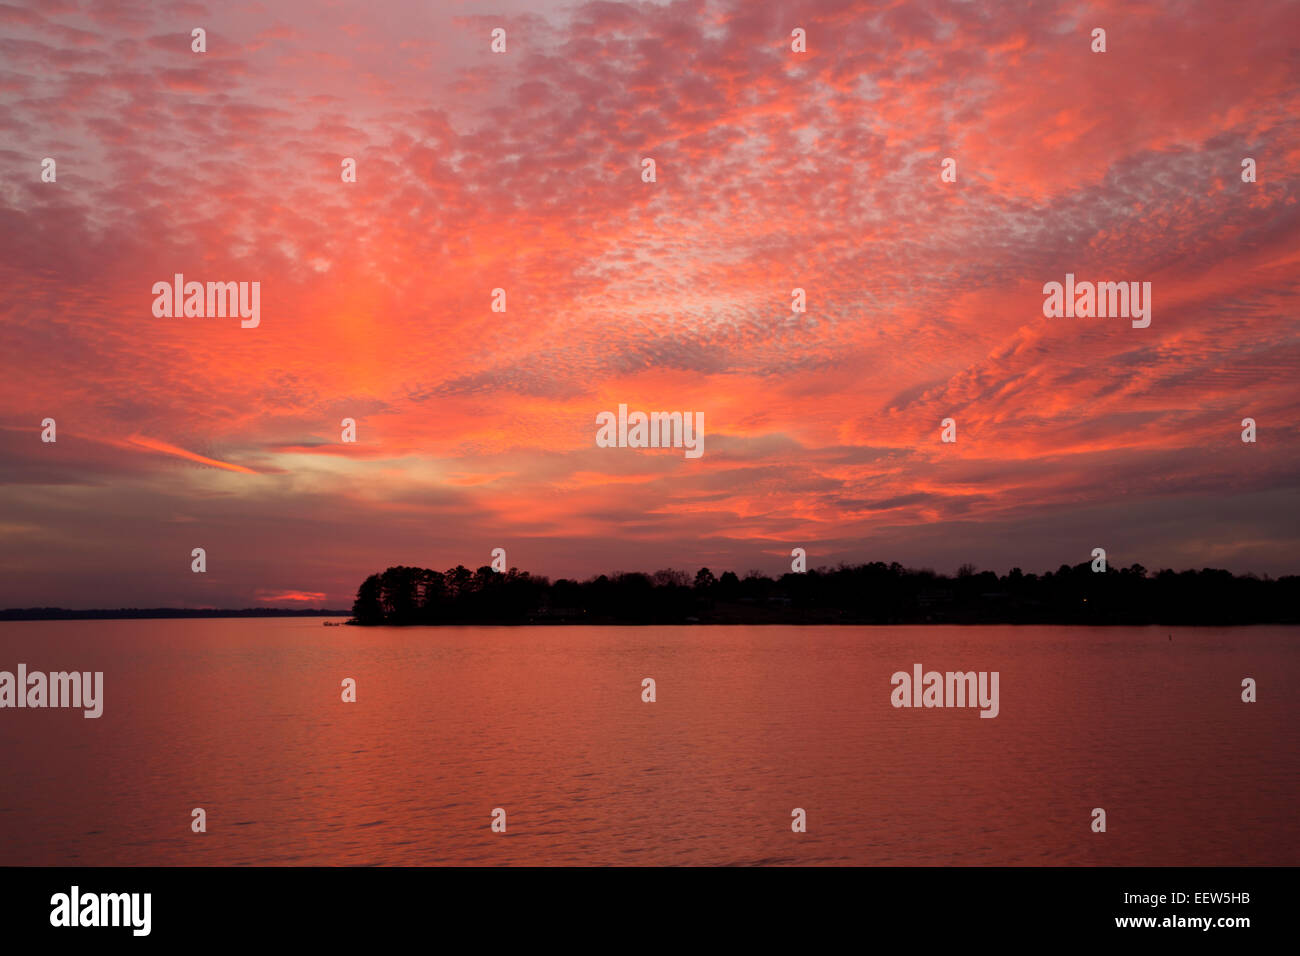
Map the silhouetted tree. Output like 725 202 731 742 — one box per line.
352 574 383 625
345 561 1299 626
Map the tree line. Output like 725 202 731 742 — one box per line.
350 561 1300 626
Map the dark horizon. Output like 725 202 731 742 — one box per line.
7 556 1299 622
0 607 350 620
347 559 1300 627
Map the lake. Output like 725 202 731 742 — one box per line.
1 620 1296 865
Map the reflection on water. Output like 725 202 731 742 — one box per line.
0 620 1296 865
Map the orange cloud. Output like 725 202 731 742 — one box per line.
123 436 258 475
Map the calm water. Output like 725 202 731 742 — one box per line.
0 620 1296 866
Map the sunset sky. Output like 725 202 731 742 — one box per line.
1 0 1298 608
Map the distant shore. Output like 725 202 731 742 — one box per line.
347 561 1300 627
0 608 349 621
7 558 1299 626
4 608 1299 625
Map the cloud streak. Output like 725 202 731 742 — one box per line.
122 435 258 475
